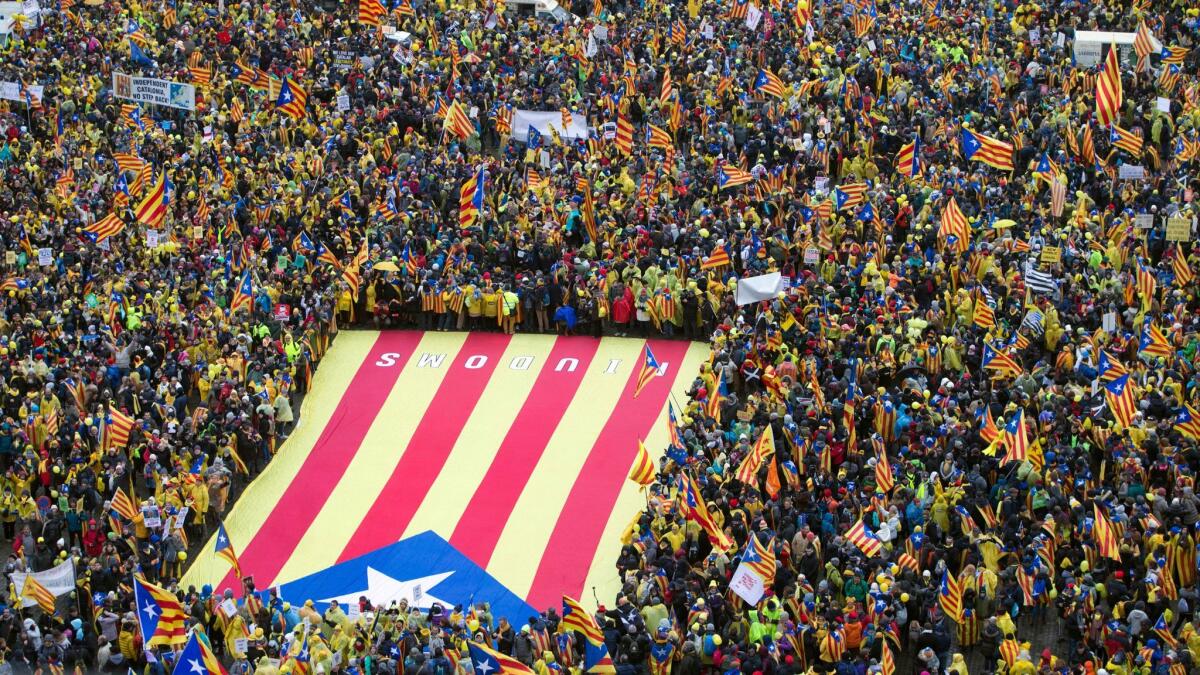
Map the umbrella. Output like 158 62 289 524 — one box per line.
373 261 400 272
992 219 1016 229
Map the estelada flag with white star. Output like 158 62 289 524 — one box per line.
181 334 708 614
176 630 228 675
468 640 536 675
132 576 189 647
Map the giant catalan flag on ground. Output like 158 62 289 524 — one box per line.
183 332 708 610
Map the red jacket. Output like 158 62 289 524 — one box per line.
611 288 634 324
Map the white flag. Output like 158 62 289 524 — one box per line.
734 272 785 306
729 564 765 605
745 4 763 30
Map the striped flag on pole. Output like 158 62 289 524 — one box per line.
1024 263 1059 296
1095 44 1123 127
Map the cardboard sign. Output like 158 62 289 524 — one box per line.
1157 97 1172 113
1040 246 1062 264
192 225 204 239
1118 164 1145 180
37 248 52 266
220 598 239 618
146 230 160 248
273 303 291 321
337 94 350 111
1166 216 1192 241
804 247 820 265
1135 213 1155 229
234 638 249 654
4 250 15 265
333 50 356 71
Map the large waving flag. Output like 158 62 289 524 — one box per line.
734 426 776 484
443 100 475 141
584 639 616 675
130 40 155 66
1110 124 1143 155
634 344 660 397
700 244 731 270
1002 408 1028 464
1173 244 1194 286
754 69 787 98
961 127 1015 171
103 408 136 448
716 164 754 189
468 640 536 675
132 576 189 647
1175 404 1200 440
134 172 169 228
1133 21 1157 70
177 630 229 675
1095 43 1122 127
895 137 920 179
678 472 732 550
111 487 140 521
1139 320 1174 358
981 342 1023 379
627 440 656 487
459 167 485 228
214 522 243 580
939 196 970 252
1092 504 1121 560
84 212 126 244
1097 350 1127 383
614 114 633 155
938 569 963 620
230 271 254 315
562 596 605 644
845 518 882 557
1032 153 1061 184
834 182 868 210
275 77 309 119
357 0 386 25
1104 374 1136 429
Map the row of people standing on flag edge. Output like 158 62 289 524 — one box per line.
2 0 1200 669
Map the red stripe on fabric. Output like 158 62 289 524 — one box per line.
216 331 423 590
449 337 600 566
524 340 691 609
337 333 512 562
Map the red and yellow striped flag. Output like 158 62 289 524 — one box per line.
1095 44 1123 126
22 575 57 614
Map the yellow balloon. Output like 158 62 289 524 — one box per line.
797 0 807 8
178 551 188 561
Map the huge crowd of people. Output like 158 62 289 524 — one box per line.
2 0 1200 669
